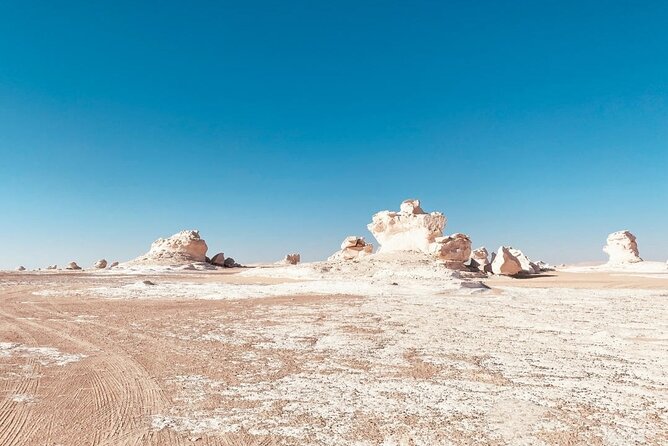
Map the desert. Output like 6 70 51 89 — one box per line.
1 200 666 445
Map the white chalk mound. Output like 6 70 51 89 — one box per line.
129 230 208 265
604 230 642 264
491 246 523 276
368 199 446 254
328 236 373 261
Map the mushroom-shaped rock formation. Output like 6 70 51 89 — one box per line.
210 253 226 266
491 247 523 276
94 259 107 269
328 236 373 261
467 247 492 273
431 233 472 269
66 261 82 270
368 199 446 254
130 230 208 265
603 230 642 264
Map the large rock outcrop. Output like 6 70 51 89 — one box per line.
328 236 373 261
603 230 642 264
508 248 540 274
491 246 523 276
368 199 446 254
131 230 208 265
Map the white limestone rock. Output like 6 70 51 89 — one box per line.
491 246 523 276
508 248 540 274
210 253 226 267
603 230 642 264
66 261 82 270
130 230 208 265
329 236 373 261
431 233 472 269
280 254 301 265
94 259 107 269
368 199 446 254
468 247 491 273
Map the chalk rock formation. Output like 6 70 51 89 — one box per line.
46 264 57 270
491 247 523 276
109 261 119 269
431 233 472 269
94 259 107 269
329 236 373 261
16 266 26 271
603 230 642 264
210 253 226 266
281 253 301 265
368 199 446 254
132 230 208 265
467 247 492 273
508 248 540 274
66 261 82 270
534 260 554 272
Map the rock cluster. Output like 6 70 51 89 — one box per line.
131 230 209 265
487 246 552 276
329 236 373 261
467 247 492 273
603 230 642 264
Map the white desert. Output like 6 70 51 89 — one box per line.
1 200 666 446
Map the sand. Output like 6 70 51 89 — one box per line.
0 268 666 445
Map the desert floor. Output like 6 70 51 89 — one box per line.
0 269 666 445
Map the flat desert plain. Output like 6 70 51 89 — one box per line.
0 267 666 446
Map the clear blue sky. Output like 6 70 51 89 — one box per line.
1 1 666 269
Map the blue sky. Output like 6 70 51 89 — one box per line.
1 1 667 269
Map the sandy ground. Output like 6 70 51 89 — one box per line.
0 269 666 445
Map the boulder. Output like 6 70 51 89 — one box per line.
109 261 119 269
603 230 642 264
66 261 82 270
368 199 446 254
223 257 238 268
94 259 107 269
130 230 208 265
431 233 472 269
508 248 540 274
328 236 373 261
16 266 26 271
282 253 301 265
210 253 226 266
46 264 57 270
491 247 523 276
467 247 492 273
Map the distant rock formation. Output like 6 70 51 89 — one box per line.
603 230 642 264
368 199 446 254
431 233 472 269
223 257 239 268
16 266 26 271
66 261 82 270
467 247 492 273
130 230 208 265
491 247 523 276
329 236 373 261
46 264 57 270
210 253 226 266
109 261 119 269
280 253 301 265
94 259 107 269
